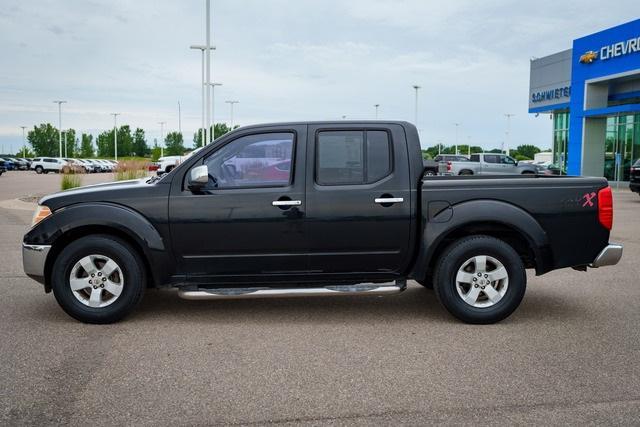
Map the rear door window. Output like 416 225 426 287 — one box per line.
316 130 392 185
484 155 499 164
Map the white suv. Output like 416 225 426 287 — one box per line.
31 157 67 174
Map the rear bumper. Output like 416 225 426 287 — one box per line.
590 244 623 268
22 243 51 284
629 182 640 193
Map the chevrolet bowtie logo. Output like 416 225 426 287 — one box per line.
579 51 598 64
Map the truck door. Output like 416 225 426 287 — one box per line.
304 124 412 278
481 154 504 174
168 125 309 284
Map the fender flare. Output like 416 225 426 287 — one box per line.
25 202 169 288
411 199 552 280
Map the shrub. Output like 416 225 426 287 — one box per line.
114 160 149 181
61 173 82 190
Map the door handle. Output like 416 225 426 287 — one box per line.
272 200 302 207
374 197 404 204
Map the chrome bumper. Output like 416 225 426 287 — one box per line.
22 243 51 284
590 244 623 268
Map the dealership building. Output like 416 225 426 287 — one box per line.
529 18 640 180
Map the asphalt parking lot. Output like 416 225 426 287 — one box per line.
1 171 639 425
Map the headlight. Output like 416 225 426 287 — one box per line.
31 205 52 227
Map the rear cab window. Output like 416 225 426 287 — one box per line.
316 130 392 185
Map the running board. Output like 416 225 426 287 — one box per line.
177 281 406 300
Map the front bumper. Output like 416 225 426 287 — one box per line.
590 244 623 268
22 243 51 284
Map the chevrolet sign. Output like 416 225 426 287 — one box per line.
581 35 640 64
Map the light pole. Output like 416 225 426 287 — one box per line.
225 100 239 129
374 104 380 119
467 136 471 157
20 126 27 157
64 130 68 158
53 100 66 158
412 85 420 128
206 82 223 143
158 121 166 157
178 101 182 135
454 123 460 155
111 113 120 161
206 0 212 143
504 113 515 156
190 45 216 145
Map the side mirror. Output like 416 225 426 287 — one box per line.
188 165 209 191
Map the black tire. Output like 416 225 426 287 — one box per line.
459 169 473 175
165 165 174 173
51 235 146 324
521 170 535 175
433 235 526 324
424 170 436 176
35 166 43 174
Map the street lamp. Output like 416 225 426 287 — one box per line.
454 123 460 155
111 113 120 161
190 45 216 145
225 100 239 129
53 100 66 158
412 85 420 128
20 126 27 157
504 113 515 156
205 82 223 144
374 104 380 119
158 121 166 157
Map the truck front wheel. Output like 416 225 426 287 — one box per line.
433 235 526 324
51 235 146 324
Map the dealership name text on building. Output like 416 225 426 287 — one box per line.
531 86 571 103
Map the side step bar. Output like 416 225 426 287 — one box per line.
177 281 406 300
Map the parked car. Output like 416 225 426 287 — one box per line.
94 160 114 172
4 157 29 170
422 159 447 176
447 153 538 175
156 148 204 175
0 159 6 176
30 157 67 174
22 121 621 325
156 155 182 175
630 159 640 195
17 158 32 169
1 157 16 170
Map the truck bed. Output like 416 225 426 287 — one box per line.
419 174 610 273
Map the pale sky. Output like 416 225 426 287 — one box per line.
0 1 637 153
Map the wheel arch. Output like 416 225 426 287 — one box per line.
26 203 171 291
411 199 552 281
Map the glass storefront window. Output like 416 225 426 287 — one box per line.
604 114 640 182
552 112 569 173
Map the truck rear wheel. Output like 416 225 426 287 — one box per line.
433 235 526 324
459 169 473 175
51 235 146 324
35 166 43 174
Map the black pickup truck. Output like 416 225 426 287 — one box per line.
23 121 622 324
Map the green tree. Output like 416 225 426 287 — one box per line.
193 122 237 148
27 123 59 157
515 144 541 160
79 134 95 157
150 139 161 161
62 129 77 157
96 125 134 157
165 131 185 156
132 128 148 157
